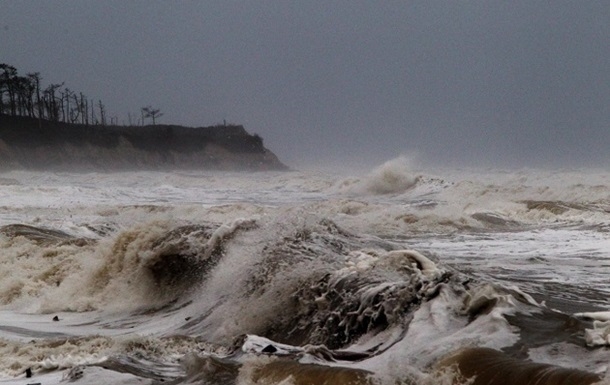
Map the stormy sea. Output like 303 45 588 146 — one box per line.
0 157 609 385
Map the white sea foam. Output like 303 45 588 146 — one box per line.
0 163 609 383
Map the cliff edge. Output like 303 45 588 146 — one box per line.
0 115 288 171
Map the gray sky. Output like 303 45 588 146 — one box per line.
2 1 608 169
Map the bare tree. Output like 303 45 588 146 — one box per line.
63 88 73 122
90 99 97 125
0 64 172 131
81 93 88 125
141 106 163 125
27 72 43 119
69 92 83 123
98 100 106 126
0 64 18 116
14 75 34 117
43 83 63 121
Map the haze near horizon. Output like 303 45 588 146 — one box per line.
1 1 608 169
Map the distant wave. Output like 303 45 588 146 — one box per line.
342 156 419 195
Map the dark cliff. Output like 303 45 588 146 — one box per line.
0 115 288 171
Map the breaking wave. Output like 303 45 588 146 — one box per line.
0 219 256 313
349 156 419 195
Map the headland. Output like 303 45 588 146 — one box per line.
0 115 288 171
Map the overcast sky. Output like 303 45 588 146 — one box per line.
2 1 608 169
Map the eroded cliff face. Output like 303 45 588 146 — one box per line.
0 116 288 171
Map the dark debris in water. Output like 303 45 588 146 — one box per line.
261 344 278 353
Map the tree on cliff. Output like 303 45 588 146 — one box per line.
0 63 18 116
43 83 63 121
141 106 163 125
0 63 100 125
27 72 44 119
1 63 174 130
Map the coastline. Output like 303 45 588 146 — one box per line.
0 115 288 171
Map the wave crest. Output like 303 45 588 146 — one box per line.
353 157 419 195
87 219 256 309
229 220 451 349
20 219 257 313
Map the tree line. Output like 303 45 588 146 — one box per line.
0 63 162 126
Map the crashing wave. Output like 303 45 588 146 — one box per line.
231 220 452 349
350 157 419 195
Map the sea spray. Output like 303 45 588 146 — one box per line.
352 156 419 195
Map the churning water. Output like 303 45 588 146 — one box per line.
0 158 609 384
